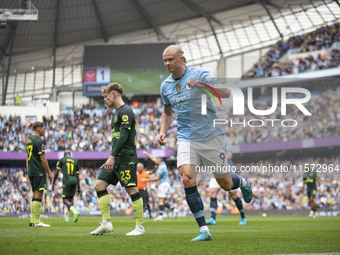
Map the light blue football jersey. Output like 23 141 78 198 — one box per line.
157 162 169 184
160 66 224 142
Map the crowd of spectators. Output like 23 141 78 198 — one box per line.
217 86 340 145
1 155 339 216
0 102 176 153
1 84 339 152
1 25 339 153
242 23 340 79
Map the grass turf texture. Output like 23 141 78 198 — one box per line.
0 216 339 255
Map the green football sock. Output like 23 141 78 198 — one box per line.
98 194 111 221
34 201 42 224
132 197 143 225
67 209 72 216
30 201 35 224
69 206 77 215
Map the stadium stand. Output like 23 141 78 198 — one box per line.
1 83 339 152
1 2 340 254
1 154 339 215
242 23 340 79
0 1 339 220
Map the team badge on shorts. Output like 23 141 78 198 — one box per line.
176 83 181 93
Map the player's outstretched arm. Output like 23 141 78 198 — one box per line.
158 106 173 146
143 151 157 163
144 175 161 183
214 87 230 98
187 79 230 98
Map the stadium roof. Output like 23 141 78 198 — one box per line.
0 0 285 54
1 0 338 56
0 0 339 103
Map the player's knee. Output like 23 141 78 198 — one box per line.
182 175 195 187
225 182 233 191
94 182 103 192
218 178 233 191
94 180 109 192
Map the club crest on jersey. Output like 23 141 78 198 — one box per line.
176 83 181 93
114 116 118 123
122 115 129 122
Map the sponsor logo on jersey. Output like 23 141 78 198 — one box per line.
176 83 181 93
169 93 196 108
112 132 120 138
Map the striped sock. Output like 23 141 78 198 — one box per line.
210 198 217 220
164 202 174 210
185 186 206 228
234 197 245 218
159 205 165 216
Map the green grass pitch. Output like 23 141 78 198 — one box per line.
110 69 166 94
1 215 339 254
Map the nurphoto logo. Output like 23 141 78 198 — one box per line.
200 83 312 128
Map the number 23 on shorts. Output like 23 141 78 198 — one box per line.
120 170 131 181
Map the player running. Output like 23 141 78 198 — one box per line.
206 153 247 226
158 45 252 241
